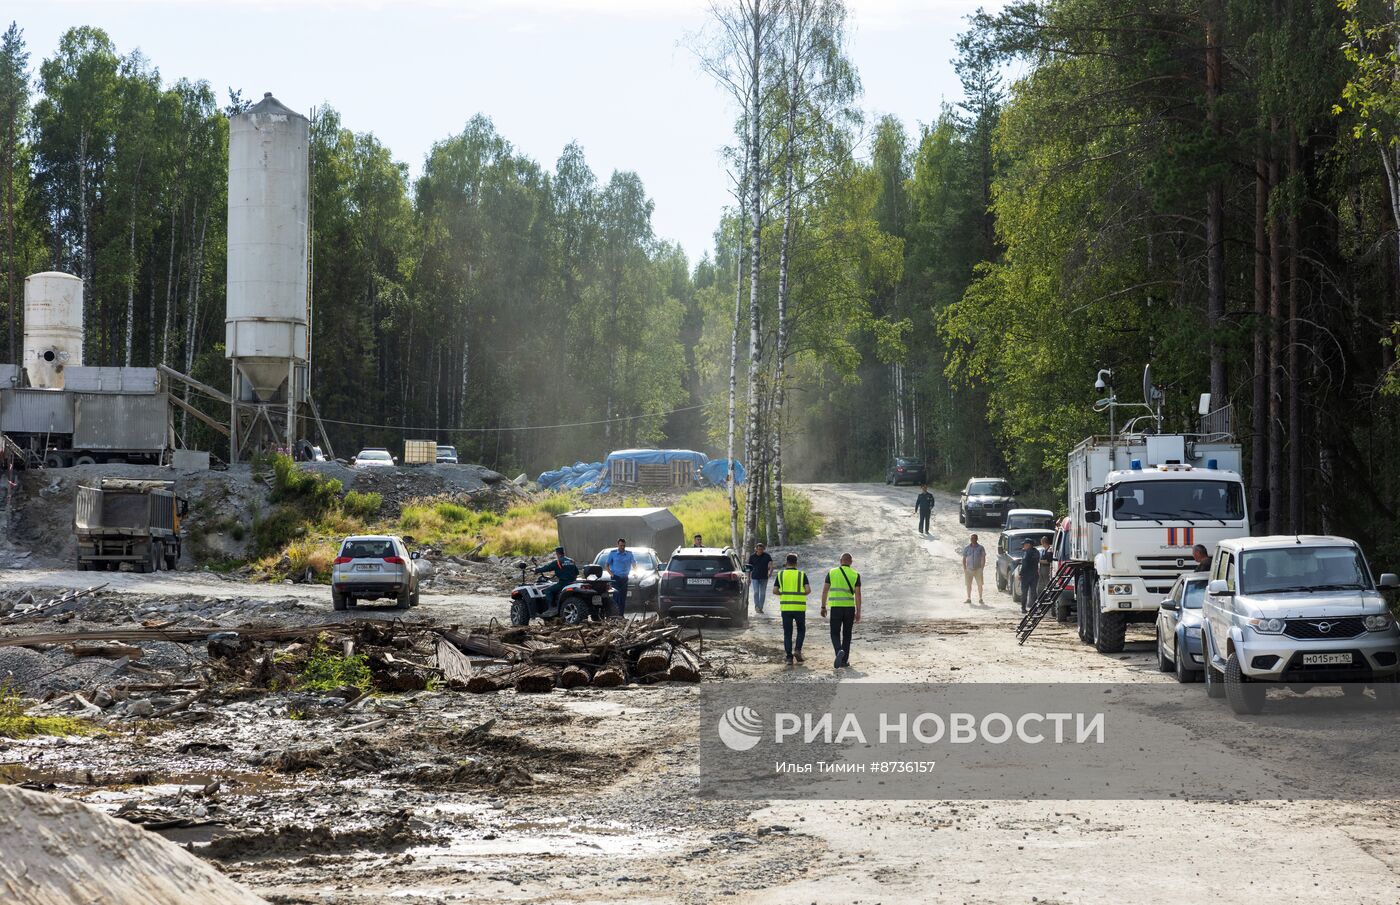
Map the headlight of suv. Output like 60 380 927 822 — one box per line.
1248 617 1286 634
1364 613 1394 632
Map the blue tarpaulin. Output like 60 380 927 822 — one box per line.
700 458 746 487
587 449 709 495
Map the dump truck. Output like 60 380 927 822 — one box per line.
74 479 187 573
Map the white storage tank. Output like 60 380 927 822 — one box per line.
226 92 308 403
23 271 84 389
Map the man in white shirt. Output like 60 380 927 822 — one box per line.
961 534 986 606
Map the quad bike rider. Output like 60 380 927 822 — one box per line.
509 546 617 625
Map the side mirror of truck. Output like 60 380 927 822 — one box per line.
1083 491 1097 513
1379 573 1399 589
1207 579 1232 596
1084 511 1101 524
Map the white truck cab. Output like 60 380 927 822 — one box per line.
1068 433 1250 653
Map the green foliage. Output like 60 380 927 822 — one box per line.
671 489 822 548
342 491 383 520
297 641 372 693
0 682 93 739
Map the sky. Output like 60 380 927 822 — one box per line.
16 0 987 262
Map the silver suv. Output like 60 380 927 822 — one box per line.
1201 535 1400 713
331 534 423 610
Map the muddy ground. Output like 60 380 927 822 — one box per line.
3 483 1400 903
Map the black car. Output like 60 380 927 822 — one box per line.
959 477 1018 527
995 528 1049 601
886 457 927 486
658 547 748 626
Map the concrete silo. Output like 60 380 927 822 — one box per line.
225 92 310 462
22 271 84 390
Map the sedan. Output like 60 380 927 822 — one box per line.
331 534 424 610
593 546 662 610
1156 571 1210 683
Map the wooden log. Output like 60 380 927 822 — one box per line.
435 639 474 685
666 644 703 683
636 642 673 677
591 664 625 688
514 667 557 694
558 665 591 688
69 643 144 660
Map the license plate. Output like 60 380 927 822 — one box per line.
353 563 378 572
687 578 711 585
1302 652 1353 666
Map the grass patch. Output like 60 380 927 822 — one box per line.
297 641 372 692
343 490 382 520
393 492 577 558
0 682 94 739
671 488 822 547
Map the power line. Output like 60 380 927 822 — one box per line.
180 387 718 434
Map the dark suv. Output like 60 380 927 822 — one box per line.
658 547 748 626
959 477 1017 527
886 457 928 486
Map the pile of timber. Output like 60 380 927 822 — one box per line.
435 615 707 693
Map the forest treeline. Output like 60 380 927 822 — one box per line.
3 0 1400 555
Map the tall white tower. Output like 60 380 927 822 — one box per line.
22 271 84 389
226 92 309 462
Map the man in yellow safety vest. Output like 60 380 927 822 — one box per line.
772 553 810 665
820 553 862 668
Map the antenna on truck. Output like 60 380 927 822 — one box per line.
1093 364 1165 439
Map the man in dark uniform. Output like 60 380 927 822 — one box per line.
914 485 935 534
1192 543 1212 574
1018 539 1041 613
534 546 578 615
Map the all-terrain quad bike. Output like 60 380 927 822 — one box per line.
509 561 619 626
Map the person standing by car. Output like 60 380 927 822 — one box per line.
534 547 579 615
604 538 635 616
1018 539 1041 613
693 534 703 547
746 542 773 615
961 534 987 605
820 553 862 668
1038 534 1054 588
914 485 935 534
1192 543 1212 574
773 553 810 665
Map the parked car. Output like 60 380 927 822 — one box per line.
1202 535 1400 713
436 445 459 465
330 534 424 611
1003 508 1055 531
658 546 749 626
996 528 1050 602
886 456 928 486
1156 570 1210 683
352 448 395 468
959 477 1017 527
593 545 662 610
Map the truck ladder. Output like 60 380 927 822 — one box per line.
1015 560 1086 645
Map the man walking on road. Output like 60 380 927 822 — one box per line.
914 485 935 534
1018 539 1041 613
746 542 773 615
821 553 862 668
773 554 810 665
961 534 986 605
604 538 635 617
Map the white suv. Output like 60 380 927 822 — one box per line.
1201 535 1400 713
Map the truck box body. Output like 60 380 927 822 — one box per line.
1067 434 1248 612
74 479 183 570
556 507 685 563
403 440 437 465
72 393 168 452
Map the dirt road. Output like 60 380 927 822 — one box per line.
6 482 1400 903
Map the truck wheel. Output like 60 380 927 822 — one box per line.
44 453 66 469
395 585 412 609
1156 627 1173 672
332 590 347 611
151 543 163 572
74 455 97 466
1224 652 1265 715
410 588 421 607
1094 604 1124 654
510 599 531 626
561 597 588 625
1055 594 1072 624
